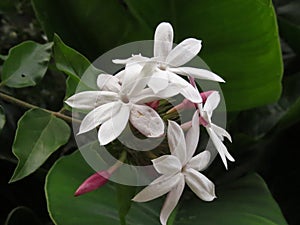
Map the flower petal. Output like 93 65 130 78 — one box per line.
169 67 225 83
120 64 144 94
184 168 216 201
168 120 186 165
160 174 185 225
154 22 174 59
152 155 182 175
98 104 130 145
112 54 149 65
97 74 121 92
78 101 122 134
167 72 202 103
203 91 220 115
130 104 164 138
211 123 232 142
206 127 235 169
188 151 211 171
65 91 119 110
166 38 202 67
179 85 202 103
128 62 156 97
185 111 200 162
148 69 169 93
132 173 181 202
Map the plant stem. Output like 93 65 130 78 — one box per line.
0 91 81 124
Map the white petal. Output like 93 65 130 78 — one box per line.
128 62 156 97
168 120 186 165
179 85 202 103
185 111 200 162
211 123 232 142
154 22 174 59
130 104 164 138
152 155 182 175
78 101 122 134
184 168 216 201
206 127 235 169
148 69 169 94
167 71 190 88
167 72 202 103
132 86 180 104
98 104 130 145
132 173 181 202
160 174 185 225
169 67 225 83
97 74 121 92
120 64 143 94
203 91 220 115
65 91 118 110
112 54 149 65
188 151 211 171
166 38 202 67
130 88 161 104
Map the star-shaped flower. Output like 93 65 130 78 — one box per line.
132 111 216 225
199 91 234 169
113 22 224 95
66 63 179 145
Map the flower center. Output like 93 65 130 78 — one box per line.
158 63 167 71
121 94 129 103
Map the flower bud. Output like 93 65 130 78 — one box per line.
74 170 110 197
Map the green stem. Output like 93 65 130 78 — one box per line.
0 91 81 124
107 151 127 174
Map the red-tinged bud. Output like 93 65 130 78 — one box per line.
146 100 160 110
181 116 209 131
167 91 214 114
74 170 110 197
200 91 214 103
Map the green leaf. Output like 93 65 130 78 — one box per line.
32 0 282 111
173 174 287 225
116 184 137 225
1 41 53 88
10 109 70 182
4 206 42 225
46 150 162 225
46 151 287 225
0 54 8 61
231 72 300 139
0 105 6 134
53 34 102 98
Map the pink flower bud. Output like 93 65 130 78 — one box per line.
146 100 160 110
74 170 110 197
200 91 214 104
166 91 214 114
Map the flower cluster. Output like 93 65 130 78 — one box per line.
66 22 234 225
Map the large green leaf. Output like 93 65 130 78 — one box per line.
46 150 287 225
46 150 162 225
53 34 102 98
1 41 53 88
231 72 300 139
32 0 282 111
10 109 70 182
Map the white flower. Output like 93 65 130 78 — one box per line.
199 91 234 169
113 22 224 96
132 112 216 225
66 63 178 145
